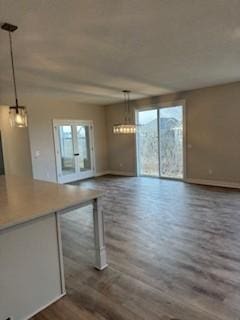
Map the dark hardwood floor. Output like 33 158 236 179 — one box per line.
33 175 240 320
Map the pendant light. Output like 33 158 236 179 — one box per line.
113 90 136 134
1 23 28 128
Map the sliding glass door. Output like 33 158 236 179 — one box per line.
137 109 159 176
159 106 183 179
137 105 184 180
53 120 95 183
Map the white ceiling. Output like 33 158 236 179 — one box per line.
1 0 240 105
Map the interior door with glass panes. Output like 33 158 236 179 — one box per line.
53 120 95 183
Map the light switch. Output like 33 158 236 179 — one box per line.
35 150 40 158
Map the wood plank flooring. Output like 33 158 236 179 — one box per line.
33 176 240 320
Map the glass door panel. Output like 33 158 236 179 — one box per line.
159 106 183 179
76 125 91 171
137 109 159 176
54 120 95 183
58 125 76 176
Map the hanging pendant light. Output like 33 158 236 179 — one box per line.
113 90 136 134
1 23 28 128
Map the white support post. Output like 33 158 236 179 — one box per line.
93 197 108 270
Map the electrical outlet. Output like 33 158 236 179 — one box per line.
208 169 213 175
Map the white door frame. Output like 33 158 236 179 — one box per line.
53 119 96 183
135 100 186 181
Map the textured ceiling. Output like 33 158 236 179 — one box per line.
1 0 240 105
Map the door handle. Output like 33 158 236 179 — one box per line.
74 153 79 156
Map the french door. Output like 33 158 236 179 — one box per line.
137 104 184 180
53 120 95 183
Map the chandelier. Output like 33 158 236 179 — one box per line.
113 90 136 134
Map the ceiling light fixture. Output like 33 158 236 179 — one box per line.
113 90 136 134
1 22 28 128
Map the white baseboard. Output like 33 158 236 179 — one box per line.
95 174 239 188
25 292 66 320
186 178 240 189
108 170 136 177
95 170 110 177
95 170 136 177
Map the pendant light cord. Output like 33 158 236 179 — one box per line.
124 91 127 124
127 91 130 123
8 31 19 111
123 90 131 124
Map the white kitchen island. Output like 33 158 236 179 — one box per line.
0 175 108 320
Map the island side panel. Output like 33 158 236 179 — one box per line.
0 213 64 320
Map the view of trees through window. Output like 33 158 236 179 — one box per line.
138 109 159 176
159 106 183 178
137 106 183 179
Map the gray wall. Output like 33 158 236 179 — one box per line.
2 81 240 185
106 104 137 175
0 97 108 182
0 106 33 177
25 97 108 182
106 81 240 184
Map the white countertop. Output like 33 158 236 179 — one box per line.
0 175 103 231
